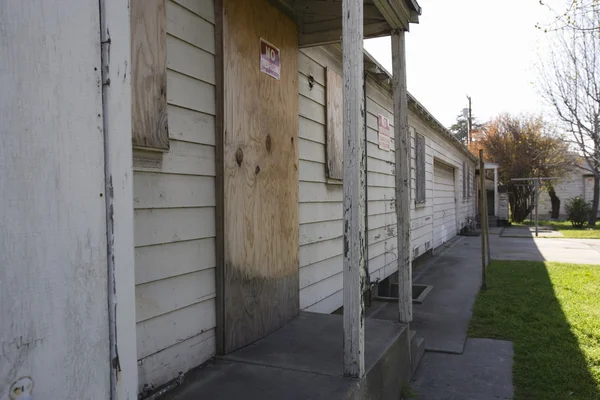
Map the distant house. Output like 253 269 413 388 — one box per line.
536 162 599 219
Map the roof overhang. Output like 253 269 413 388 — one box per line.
269 0 421 48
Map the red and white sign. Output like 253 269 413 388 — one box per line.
260 38 280 80
378 114 391 151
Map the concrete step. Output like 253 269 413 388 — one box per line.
476 216 498 228
410 330 426 376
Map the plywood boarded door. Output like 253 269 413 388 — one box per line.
221 0 299 353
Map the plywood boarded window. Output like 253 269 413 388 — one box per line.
326 67 343 180
415 133 426 203
131 0 169 151
462 162 467 199
467 167 472 198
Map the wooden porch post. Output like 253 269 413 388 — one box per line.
391 29 412 323
342 0 366 379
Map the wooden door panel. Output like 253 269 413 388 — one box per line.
222 0 299 353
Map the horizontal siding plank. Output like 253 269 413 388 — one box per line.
368 252 398 275
366 80 393 112
299 159 327 183
299 181 342 203
138 329 215 393
367 157 395 175
301 46 342 76
368 186 395 201
135 238 216 285
304 289 342 313
368 199 396 216
136 268 215 322
167 34 215 84
299 237 343 267
368 224 397 245
299 254 343 289
135 140 216 176
135 207 215 247
137 299 216 360
367 141 395 163
133 172 215 209
299 116 325 144
299 202 343 223
298 51 325 85
300 271 342 310
368 212 396 230
168 105 215 144
299 94 325 125
300 219 343 245
367 171 395 188
171 0 215 23
299 138 325 163
299 73 325 106
368 238 397 261
166 0 215 53
167 70 215 115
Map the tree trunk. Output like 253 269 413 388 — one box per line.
588 174 599 226
548 187 561 219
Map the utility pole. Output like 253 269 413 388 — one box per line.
467 95 473 145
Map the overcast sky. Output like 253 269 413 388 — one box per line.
364 0 558 127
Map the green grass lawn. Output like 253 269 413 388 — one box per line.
469 260 600 400
516 220 600 239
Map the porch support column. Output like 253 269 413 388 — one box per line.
391 29 412 323
494 168 499 217
342 0 366 379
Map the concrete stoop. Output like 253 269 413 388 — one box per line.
163 312 417 400
409 331 426 376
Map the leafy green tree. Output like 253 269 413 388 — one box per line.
449 113 484 144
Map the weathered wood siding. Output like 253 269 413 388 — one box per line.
365 77 400 284
297 48 477 313
133 0 216 393
298 47 345 313
408 108 476 254
0 1 110 397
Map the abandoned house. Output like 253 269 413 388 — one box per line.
1 0 478 398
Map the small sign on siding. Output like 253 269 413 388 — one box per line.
260 38 280 80
378 114 391 151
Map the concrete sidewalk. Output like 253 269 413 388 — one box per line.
408 235 514 399
411 339 514 400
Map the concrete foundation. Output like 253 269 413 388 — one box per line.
164 312 416 400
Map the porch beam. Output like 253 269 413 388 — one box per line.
299 21 390 48
391 29 412 323
342 0 366 379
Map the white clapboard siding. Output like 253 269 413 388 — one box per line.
138 330 215 394
297 46 478 315
134 0 217 393
365 78 398 281
297 47 344 314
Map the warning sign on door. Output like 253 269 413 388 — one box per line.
260 38 280 80
378 114 391 151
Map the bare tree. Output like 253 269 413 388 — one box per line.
539 3 600 225
538 0 600 33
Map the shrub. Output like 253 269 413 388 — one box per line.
565 197 591 228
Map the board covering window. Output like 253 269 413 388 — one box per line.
462 162 467 198
415 133 426 203
325 67 343 180
131 0 169 151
